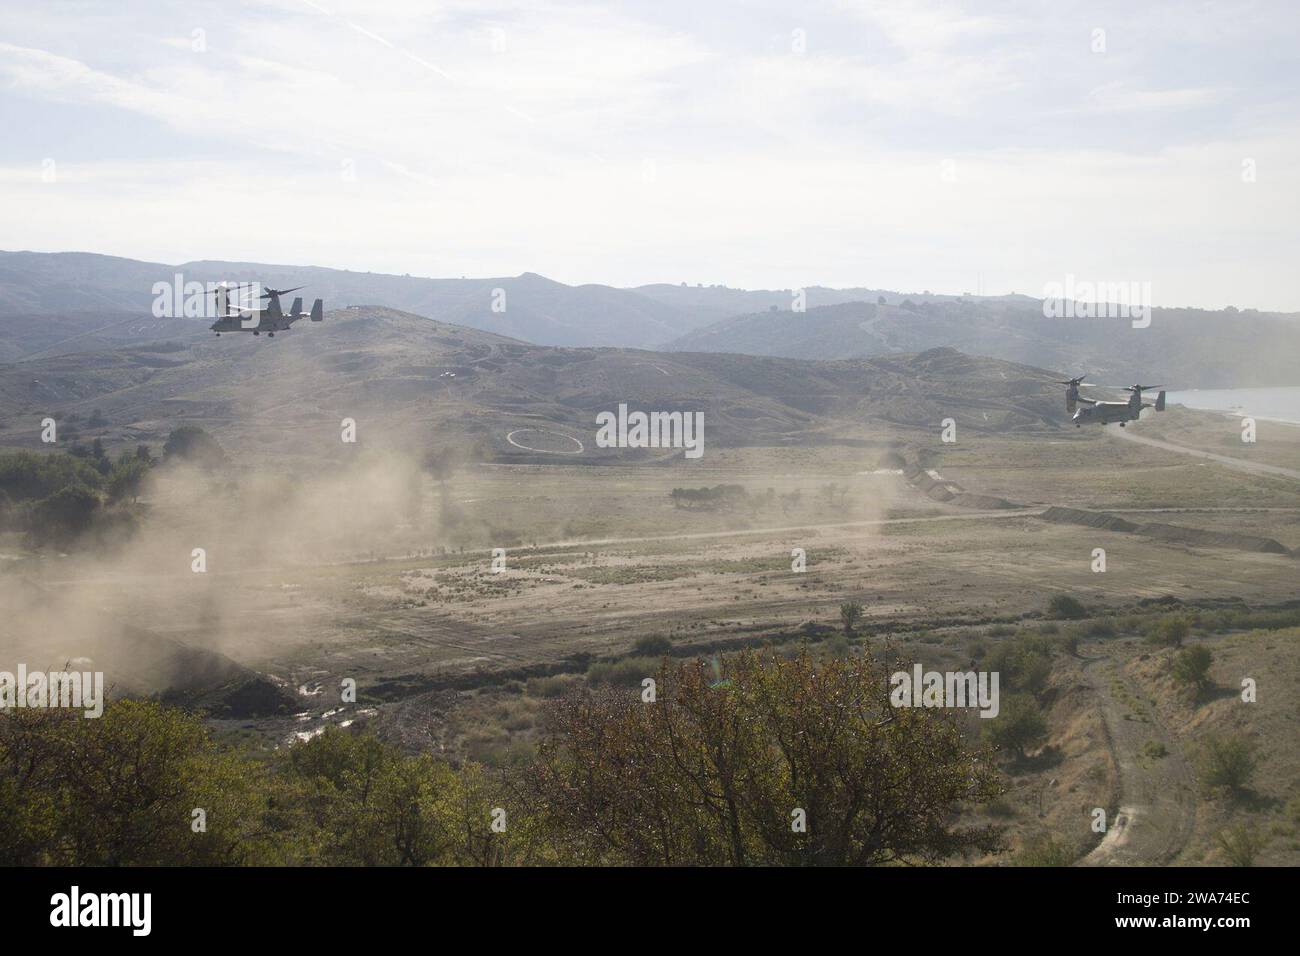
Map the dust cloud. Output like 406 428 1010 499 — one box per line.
0 438 477 693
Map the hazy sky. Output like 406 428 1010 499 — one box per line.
2 0 1298 309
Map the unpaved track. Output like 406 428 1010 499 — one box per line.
1112 426 1300 481
1077 653 1196 866
37 508 1043 587
531 508 1042 551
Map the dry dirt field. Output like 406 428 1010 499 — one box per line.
8 410 1296 864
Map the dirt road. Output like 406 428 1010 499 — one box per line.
36 508 1045 587
1077 653 1196 866
1112 426 1300 481
533 508 1043 551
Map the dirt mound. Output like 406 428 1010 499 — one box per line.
1039 506 1139 533
1134 522 1291 555
907 470 960 501
1037 507 1293 555
894 452 1021 508
162 672 299 719
951 492 1018 510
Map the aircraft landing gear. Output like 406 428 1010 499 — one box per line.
268 332 275 337
1119 422 1126 427
253 330 260 336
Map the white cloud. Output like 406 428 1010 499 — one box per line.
1 0 1298 308
1082 82 1228 113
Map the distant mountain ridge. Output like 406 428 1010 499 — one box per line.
0 252 697 351
2 250 1296 386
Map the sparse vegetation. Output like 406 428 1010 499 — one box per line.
668 484 747 511
585 655 659 687
1015 834 1075 866
1215 824 1267 867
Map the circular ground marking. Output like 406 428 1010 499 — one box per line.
505 428 585 455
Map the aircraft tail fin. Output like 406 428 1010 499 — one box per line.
1155 390 1166 411
310 299 324 322
289 296 303 317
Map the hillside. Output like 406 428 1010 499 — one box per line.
630 283 896 326
0 307 1066 462
666 298 1300 388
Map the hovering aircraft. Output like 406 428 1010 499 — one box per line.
209 284 323 337
1059 374 1166 427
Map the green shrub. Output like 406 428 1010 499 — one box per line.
29 484 100 548
632 635 673 657
1016 834 1075 866
1046 594 1086 620
985 635 1054 697
984 798 1016 818
1171 644 1214 695
985 694 1048 758
1146 616 1190 647
0 451 104 502
107 457 150 503
824 634 850 658
1198 735 1256 796
840 601 864 636
1216 824 1267 867
525 674 581 698
1083 619 1116 638
586 656 659 687
163 425 226 465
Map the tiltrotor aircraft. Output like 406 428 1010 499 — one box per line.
209 283 323 337
1059 374 1166 427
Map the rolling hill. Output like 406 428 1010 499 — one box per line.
0 306 1067 464
665 298 1300 388
630 283 895 326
